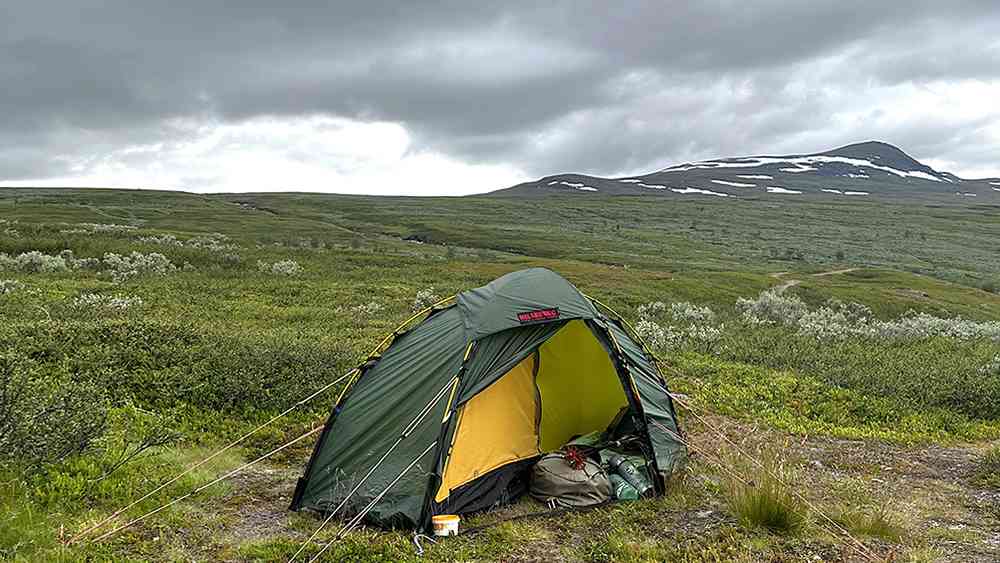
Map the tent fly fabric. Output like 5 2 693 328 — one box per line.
290 267 686 530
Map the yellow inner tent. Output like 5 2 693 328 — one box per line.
436 320 628 502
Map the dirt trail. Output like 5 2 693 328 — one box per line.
770 267 859 293
812 267 859 277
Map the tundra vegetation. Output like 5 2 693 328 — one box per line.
1 188 999 562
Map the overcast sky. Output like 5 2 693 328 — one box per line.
2 1 999 195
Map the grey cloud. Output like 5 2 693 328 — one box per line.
1 1 999 186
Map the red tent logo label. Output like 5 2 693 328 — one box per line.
517 308 560 323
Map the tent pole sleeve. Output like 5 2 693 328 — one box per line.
290 296 458 511
582 293 662 363
419 340 477 532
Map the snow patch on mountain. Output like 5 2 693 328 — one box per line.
550 181 597 191
671 187 730 197
664 154 946 182
736 174 772 180
711 179 756 188
822 189 868 195
766 186 803 194
618 179 641 183
909 171 949 182
638 183 668 190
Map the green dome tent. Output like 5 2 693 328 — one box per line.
290 268 686 530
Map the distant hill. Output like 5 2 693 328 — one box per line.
491 141 1000 201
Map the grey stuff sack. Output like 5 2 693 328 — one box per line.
529 453 611 508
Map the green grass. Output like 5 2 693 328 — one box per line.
724 458 807 535
973 446 1000 489
834 504 904 541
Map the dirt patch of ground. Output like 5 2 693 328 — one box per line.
685 415 1000 562
216 465 303 545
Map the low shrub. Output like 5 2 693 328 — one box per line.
634 300 721 353
257 259 302 276
0 250 68 273
0 320 354 416
103 251 177 283
0 353 109 472
736 290 1000 342
736 290 808 326
71 293 144 313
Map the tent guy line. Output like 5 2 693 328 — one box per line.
67 293 460 546
67 367 358 545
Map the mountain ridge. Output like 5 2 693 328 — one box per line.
491 141 999 201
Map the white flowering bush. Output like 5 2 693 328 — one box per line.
139 232 235 252
796 306 865 341
0 279 24 295
736 289 1000 343
411 287 441 311
637 301 667 319
872 312 1000 342
72 293 144 312
59 249 102 270
686 323 723 349
138 234 184 246
257 259 302 276
736 290 809 326
0 250 68 273
59 222 137 234
0 250 104 273
634 300 722 353
634 319 678 351
103 252 177 283
670 301 716 324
